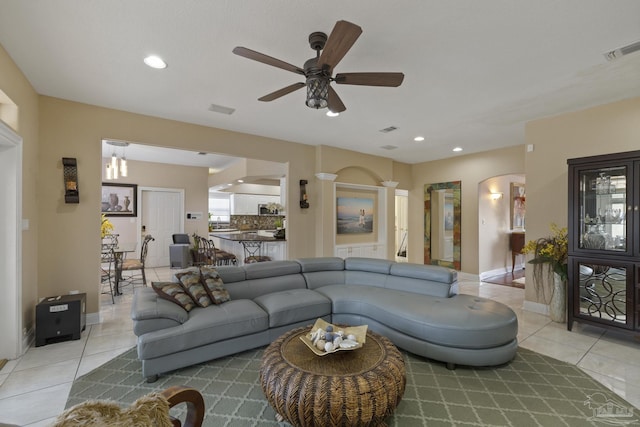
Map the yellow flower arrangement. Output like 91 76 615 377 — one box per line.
101 214 114 239
522 223 568 281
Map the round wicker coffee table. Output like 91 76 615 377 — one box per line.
260 326 406 427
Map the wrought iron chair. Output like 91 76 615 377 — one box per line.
118 234 155 290
100 234 118 303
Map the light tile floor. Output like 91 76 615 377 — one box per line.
0 268 639 426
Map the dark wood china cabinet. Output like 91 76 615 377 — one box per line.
567 150 640 334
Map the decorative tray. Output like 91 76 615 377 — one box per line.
300 318 367 356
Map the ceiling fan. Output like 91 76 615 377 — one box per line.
232 20 404 113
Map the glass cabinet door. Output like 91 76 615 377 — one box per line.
577 164 629 254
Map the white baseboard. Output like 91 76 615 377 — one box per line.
479 264 525 280
523 300 548 315
22 327 34 356
86 312 100 326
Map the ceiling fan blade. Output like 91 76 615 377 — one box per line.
258 82 306 102
317 21 362 71
328 86 346 113
334 72 405 87
233 47 305 75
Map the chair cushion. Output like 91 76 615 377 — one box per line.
121 258 143 270
151 282 196 312
176 271 212 307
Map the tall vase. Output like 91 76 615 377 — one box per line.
549 273 567 323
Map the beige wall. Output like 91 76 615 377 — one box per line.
477 174 525 275
38 96 318 314
0 44 40 336
102 159 210 242
409 145 526 273
524 96 640 304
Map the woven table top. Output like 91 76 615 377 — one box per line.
260 325 406 426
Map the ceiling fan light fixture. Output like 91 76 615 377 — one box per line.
305 76 329 109
326 110 339 117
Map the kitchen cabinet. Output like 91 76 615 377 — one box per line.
335 244 385 260
567 150 640 334
230 194 280 215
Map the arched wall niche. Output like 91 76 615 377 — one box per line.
334 166 383 186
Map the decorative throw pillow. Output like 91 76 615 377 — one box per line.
200 267 231 305
151 282 196 312
176 271 212 307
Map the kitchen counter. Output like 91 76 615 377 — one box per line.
210 230 285 242
210 230 287 265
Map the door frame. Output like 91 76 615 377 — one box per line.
0 120 23 360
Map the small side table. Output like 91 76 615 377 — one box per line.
510 231 525 272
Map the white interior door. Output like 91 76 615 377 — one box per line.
141 189 183 267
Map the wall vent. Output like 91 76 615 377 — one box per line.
379 126 398 133
208 103 236 115
380 145 398 150
604 40 640 61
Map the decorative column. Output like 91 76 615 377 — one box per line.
381 181 399 260
315 173 338 257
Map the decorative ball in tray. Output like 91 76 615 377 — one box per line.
300 318 367 356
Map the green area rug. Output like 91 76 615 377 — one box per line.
66 347 638 426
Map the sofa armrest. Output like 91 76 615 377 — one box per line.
131 288 189 336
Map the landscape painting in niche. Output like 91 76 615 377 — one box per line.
101 183 137 217
337 197 374 234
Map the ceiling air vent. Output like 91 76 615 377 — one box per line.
379 126 398 133
208 103 236 115
604 40 640 61
380 145 398 150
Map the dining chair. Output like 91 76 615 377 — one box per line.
100 234 119 303
118 234 155 290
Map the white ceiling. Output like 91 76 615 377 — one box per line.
2 1 640 166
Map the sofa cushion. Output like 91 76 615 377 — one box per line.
200 267 231 305
176 271 212 307
254 289 331 328
296 257 345 272
137 299 268 359
151 282 196 312
243 260 301 279
344 257 394 274
316 285 517 349
131 288 188 336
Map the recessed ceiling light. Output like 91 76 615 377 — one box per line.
326 111 339 117
453 147 463 152
143 55 167 69
414 136 425 142
237 179 244 183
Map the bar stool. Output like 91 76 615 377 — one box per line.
241 241 271 264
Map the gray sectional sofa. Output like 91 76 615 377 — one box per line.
132 257 518 381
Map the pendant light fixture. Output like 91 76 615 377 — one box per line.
104 140 130 180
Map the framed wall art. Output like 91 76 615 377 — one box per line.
101 183 137 217
336 197 374 234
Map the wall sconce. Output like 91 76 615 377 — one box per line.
300 180 309 208
62 157 79 203
490 192 503 200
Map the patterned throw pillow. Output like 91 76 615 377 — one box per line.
151 282 196 312
200 267 231 305
176 271 212 308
